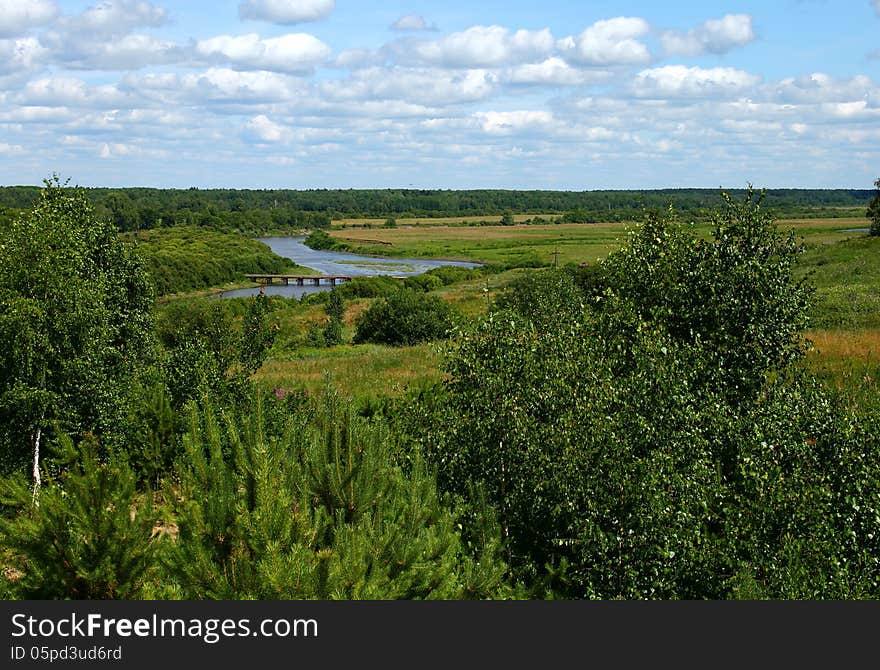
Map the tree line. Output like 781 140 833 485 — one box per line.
0 186 875 234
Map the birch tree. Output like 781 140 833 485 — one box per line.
0 177 154 497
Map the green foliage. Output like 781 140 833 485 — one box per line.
496 267 586 329
424 265 482 285
165 393 510 599
404 273 444 293
414 191 880 599
500 211 515 226
604 190 812 402
335 275 402 299
128 227 289 295
867 178 880 237
305 323 326 348
322 318 344 347
0 177 156 475
326 289 346 322
128 382 177 488
239 294 277 372
354 289 458 346
0 439 158 599
383 217 398 229
304 229 336 251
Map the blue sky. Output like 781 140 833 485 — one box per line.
1 1 879 189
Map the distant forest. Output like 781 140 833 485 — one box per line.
0 186 872 234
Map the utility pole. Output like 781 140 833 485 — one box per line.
483 278 491 310
553 246 560 269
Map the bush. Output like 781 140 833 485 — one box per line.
336 275 402 299
404 273 443 292
354 289 458 346
868 178 880 237
412 191 880 598
424 265 482 285
304 230 336 250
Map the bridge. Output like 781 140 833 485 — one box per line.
245 273 353 286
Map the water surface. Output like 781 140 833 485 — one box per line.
221 236 479 299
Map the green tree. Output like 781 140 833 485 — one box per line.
166 393 510 599
415 191 880 598
354 289 457 346
238 293 277 372
0 437 159 599
326 289 345 322
0 177 155 495
604 190 812 402
867 178 880 236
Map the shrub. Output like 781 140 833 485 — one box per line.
868 178 880 237
336 275 401 299
424 265 482 285
354 289 458 346
404 273 443 292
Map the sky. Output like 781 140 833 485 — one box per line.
1 0 879 190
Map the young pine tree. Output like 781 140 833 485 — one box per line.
165 391 510 599
0 437 159 599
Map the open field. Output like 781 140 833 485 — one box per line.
319 217 870 266
333 214 555 227
805 328 880 402
325 221 633 265
257 343 443 399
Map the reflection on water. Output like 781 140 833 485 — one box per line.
219 236 480 299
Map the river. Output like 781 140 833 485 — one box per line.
220 236 480 299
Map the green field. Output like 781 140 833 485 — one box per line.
322 217 869 266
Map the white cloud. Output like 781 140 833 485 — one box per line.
333 47 385 69
720 119 782 133
507 57 609 86
822 100 871 119
121 68 308 107
99 141 169 159
772 73 875 104
17 76 129 107
558 17 651 66
239 0 335 24
180 68 306 103
412 25 553 67
54 0 167 38
50 33 179 70
195 33 331 72
40 1 175 69
322 67 498 106
662 14 755 56
0 37 49 75
476 110 554 135
0 142 26 154
392 15 433 31
634 65 761 98
244 114 287 141
0 105 72 123
0 0 57 38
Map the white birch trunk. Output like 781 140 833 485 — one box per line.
31 427 41 506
